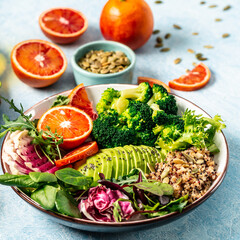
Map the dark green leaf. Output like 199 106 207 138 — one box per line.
51 95 70 108
132 182 174 196
29 172 57 183
31 185 58 210
55 190 81 218
0 173 40 188
55 168 93 187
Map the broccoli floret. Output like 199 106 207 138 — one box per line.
121 101 154 131
155 95 178 115
120 82 152 103
147 84 168 106
136 130 158 146
92 109 136 148
96 88 121 114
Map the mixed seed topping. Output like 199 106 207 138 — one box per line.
78 50 130 74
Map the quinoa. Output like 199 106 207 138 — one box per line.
147 147 218 203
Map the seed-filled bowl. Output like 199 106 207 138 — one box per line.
71 40 136 86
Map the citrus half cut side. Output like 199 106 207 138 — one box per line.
168 63 211 91
39 8 88 44
37 106 93 150
11 39 67 88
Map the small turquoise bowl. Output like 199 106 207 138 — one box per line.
71 40 136 86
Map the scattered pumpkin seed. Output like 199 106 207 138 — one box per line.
156 36 163 43
174 58 182 64
187 49 195 54
161 169 169 179
182 152 196 163
78 50 130 74
173 24 182 30
186 69 190 73
162 177 169 184
200 1 206 4
153 29 160 34
204 45 214 49
215 18 222 22
192 168 199 173
196 159 205 164
164 33 171 39
173 159 186 164
192 62 197 66
223 5 231 11
195 53 208 61
160 48 170 52
155 43 163 48
209 5 217 8
155 0 163 3
192 32 199 35
222 33 230 38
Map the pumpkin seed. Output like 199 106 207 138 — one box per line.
153 29 160 34
196 53 208 61
164 33 171 39
196 159 205 164
147 163 156 173
215 18 222 22
204 45 214 49
78 49 130 74
161 169 169 179
176 178 182 184
160 48 170 52
155 0 163 3
223 5 231 11
162 177 169 184
186 69 190 73
174 58 181 64
200 1 206 4
173 159 186 164
156 37 163 43
222 33 230 38
187 49 195 54
209 5 217 8
182 152 196 163
192 168 199 173
173 24 182 30
155 43 163 48
192 32 199 35
192 62 197 66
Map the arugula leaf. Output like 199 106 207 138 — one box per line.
51 95 70 108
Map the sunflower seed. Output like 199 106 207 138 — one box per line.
215 18 222 22
200 1 206 4
204 45 214 49
173 24 182 30
222 33 230 38
164 33 171 39
155 43 163 48
187 49 195 54
223 5 231 11
160 48 170 52
209 5 217 8
155 0 163 3
174 58 182 64
153 29 160 34
192 32 199 35
156 37 163 43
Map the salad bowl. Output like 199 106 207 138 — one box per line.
0 84 229 232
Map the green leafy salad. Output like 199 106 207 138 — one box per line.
0 83 226 222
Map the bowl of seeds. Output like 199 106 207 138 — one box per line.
71 40 136 86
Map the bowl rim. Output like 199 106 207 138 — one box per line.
0 83 229 228
71 40 136 78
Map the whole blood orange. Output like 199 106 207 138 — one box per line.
37 106 93 150
168 63 211 91
11 39 67 88
39 8 88 44
100 0 154 50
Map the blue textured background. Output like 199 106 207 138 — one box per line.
0 0 240 239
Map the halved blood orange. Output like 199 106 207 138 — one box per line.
11 39 67 88
39 8 88 44
168 63 211 91
138 76 171 92
37 106 93 150
68 83 98 120
55 141 98 167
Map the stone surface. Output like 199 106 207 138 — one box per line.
0 0 240 239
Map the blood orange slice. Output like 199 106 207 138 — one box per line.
68 83 98 120
138 76 171 92
37 106 93 150
11 39 67 88
55 141 98 167
168 63 211 91
39 8 88 44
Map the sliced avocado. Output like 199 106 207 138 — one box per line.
134 146 147 173
123 145 140 171
140 146 162 165
121 147 132 175
99 149 114 180
122 145 135 173
93 153 106 181
115 147 129 177
75 155 97 179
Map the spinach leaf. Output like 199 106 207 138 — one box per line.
55 190 81 218
0 173 40 188
132 182 174 196
31 185 58 210
29 172 57 183
55 168 93 187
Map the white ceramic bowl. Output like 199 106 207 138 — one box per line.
1 84 229 232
